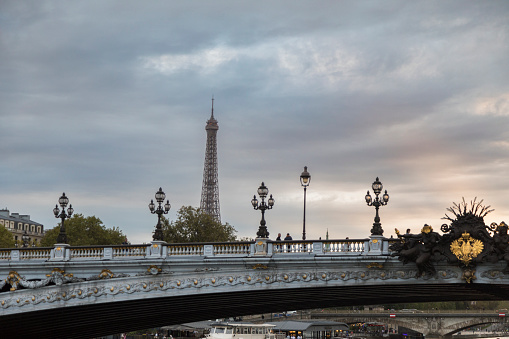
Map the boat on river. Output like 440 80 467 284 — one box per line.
207 322 285 339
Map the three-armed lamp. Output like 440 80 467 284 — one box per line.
365 177 389 236
22 230 30 248
251 182 275 239
149 187 171 241
53 192 74 244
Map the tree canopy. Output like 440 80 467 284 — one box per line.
41 214 126 246
161 206 237 243
0 226 15 248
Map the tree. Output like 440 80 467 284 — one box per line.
41 214 126 246
162 206 237 243
0 226 15 248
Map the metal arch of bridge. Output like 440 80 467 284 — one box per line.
2 237 509 338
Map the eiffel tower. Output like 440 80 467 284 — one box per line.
200 98 221 223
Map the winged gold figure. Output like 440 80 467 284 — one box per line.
450 232 484 266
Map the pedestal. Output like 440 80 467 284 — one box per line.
367 235 384 255
254 237 268 256
50 243 70 261
148 240 167 258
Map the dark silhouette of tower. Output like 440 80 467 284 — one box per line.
200 98 221 223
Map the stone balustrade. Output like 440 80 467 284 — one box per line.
0 237 391 262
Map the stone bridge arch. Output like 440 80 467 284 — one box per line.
315 313 507 338
2 239 509 338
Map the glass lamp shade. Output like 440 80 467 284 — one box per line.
149 199 155 211
22 232 29 242
372 177 383 195
268 194 275 207
300 166 311 187
257 182 269 198
59 193 69 207
155 187 166 203
251 195 258 207
53 205 60 216
164 200 171 212
383 190 389 203
365 191 372 204
67 204 74 216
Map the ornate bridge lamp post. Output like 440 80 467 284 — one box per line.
251 182 275 239
365 177 389 236
22 230 30 248
300 166 311 241
53 192 74 244
149 187 171 241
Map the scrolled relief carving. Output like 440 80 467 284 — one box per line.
280 272 302 283
481 270 506 279
86 269 130 281
136 265 172 276
0 267 462 310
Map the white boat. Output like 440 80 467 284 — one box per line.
207 322 284 339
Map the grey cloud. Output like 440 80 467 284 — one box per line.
1 1 509 241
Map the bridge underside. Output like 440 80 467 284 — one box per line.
4 283 509 339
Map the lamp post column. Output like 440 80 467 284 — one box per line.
149 187 171 242
53 192 74 244
300 166 311 240
252 182 275 255
365 177 389 236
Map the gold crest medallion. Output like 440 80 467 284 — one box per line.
450 232 484 266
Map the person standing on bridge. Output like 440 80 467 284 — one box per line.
284 233 292 253
275 233 282 252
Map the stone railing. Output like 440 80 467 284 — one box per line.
0 237 392 262
323 239 367 253
213 242 252 255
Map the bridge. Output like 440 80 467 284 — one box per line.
2 232 509 339
309 311 509 337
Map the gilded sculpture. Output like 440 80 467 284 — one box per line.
450 232 484 266
390 198 506 282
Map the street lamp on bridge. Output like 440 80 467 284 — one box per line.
53 192 74 244
22 230 30 248
251 182 275 239
365 177 389 236
300 166 311 241
149 187 171 241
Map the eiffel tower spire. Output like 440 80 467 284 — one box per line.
200 97 221 223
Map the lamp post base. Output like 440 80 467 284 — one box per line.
256 225 269 239
370 222 384 236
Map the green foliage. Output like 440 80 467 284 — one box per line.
0 226 15 248
162 206 237 243
41 214 126 246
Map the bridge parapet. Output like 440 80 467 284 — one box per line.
0 238 391 262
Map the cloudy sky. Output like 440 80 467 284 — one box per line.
2 1 509 243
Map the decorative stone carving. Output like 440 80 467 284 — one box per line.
390 198 504 282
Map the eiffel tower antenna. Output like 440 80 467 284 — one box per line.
200 97 221 223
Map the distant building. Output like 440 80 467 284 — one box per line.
0 209 44 245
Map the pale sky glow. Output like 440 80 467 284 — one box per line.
1 1 509 244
